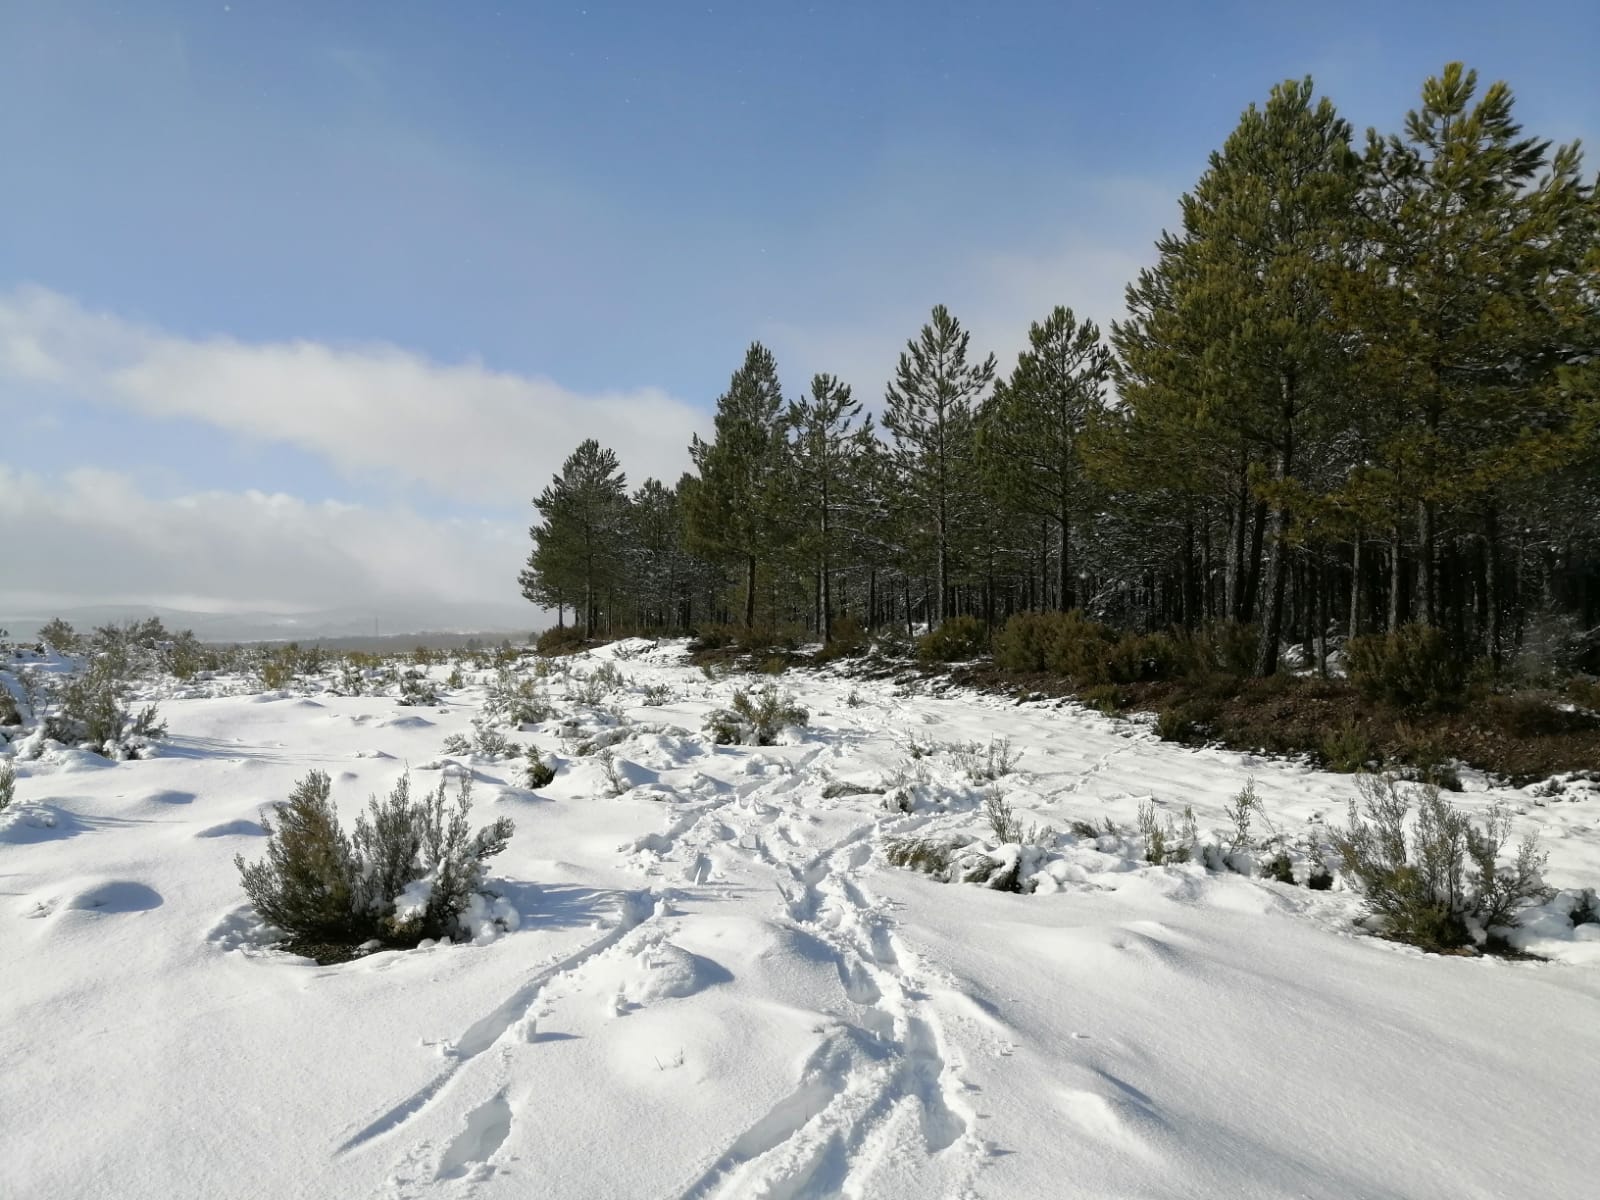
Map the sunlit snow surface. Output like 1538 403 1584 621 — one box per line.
3 638 1599 1198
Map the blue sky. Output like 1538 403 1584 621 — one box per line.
1 1 1595 625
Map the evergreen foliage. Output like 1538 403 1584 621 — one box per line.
516 62 1598 683
235 769 516 949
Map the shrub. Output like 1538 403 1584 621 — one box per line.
536 625 586 656
446 666 465 689
1202 622 1260 676
916 615 990 663
484 669 551 725
0 760 13 812
1077 684 1125 714
1105 632 1187 684
1263 850 1295 884
1346 625 1468 711
36 618 81 655
1223 777 1259 852
46 658 166 758
993 610 1114 676
1567 677 1600 712
1320 717 1375 773
1138 801 1196 865
884 836 954 877
953 736 1021 782
455 726 519 759
1332 774 1549 951
640 683 674 706
704 685 809 746
815 613 870 662
236 770 515 950
398 668 439 707
984 789 1022 844
524 751 556 789
1154 706 1196 743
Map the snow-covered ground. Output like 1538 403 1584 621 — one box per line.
4 640 1599 1199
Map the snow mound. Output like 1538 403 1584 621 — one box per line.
621 939 731 1005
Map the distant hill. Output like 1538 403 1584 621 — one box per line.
1 602 543 645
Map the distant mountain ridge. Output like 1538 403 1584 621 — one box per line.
1 602 541 644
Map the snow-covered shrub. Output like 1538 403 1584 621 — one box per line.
600 750 629 796
483 668 551 725
1333 774 1550 951
568 663 624 706
916 615 989 663
397 668 439 707
640 683 674 707
236 769 516 951
884 835 954 876
704 686 809 746
1138 801 1197 865
954 736 1021 783
471 726 520 759
524 750 556 789
334 659 366 696
441 732 473 756
0 760 13 812
44 658 166 759
445 666 465 689
984 788 1022 843
36 617 81 655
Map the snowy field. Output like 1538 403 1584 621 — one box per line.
4 639 1600 1199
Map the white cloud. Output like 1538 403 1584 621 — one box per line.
0 465 529 622
0 286 703 505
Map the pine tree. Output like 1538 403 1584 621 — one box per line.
684 343 792 629
883 305 995 626
787 374 874 641
980 306 1112 612
1338 63 1598 636
519 439 629 637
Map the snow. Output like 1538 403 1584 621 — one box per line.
2 643 1599 1198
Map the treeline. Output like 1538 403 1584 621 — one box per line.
521 64 1600 677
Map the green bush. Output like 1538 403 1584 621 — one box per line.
524 751 557 789
1346 624 1469 711
484 669 551 725
535 625 587 656
1332 773 1548 951
815 613 870 662
1320 717 1376 773
46 658 166 757
993 610 1115 676
704 685 809 746
1197 622 1260 676
36 618 81 655
398 668 439 707
916 615 990 663
236 770 515 949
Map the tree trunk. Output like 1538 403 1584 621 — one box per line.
1388 525 1404 633
1485 503 1502 668
1417 498 1436 627
1253 374 1295 676
744 554 757 630
1348 534 1363 639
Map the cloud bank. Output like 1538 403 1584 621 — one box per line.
0 465 525 621
0 286 702 507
